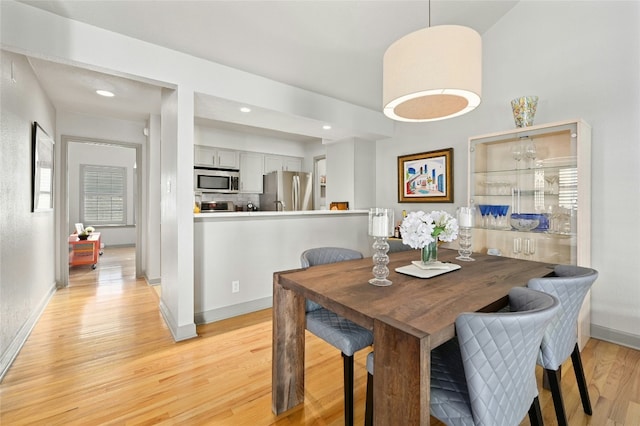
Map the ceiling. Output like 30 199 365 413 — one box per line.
18 0 519 141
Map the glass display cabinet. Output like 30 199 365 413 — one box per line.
468 119 592 347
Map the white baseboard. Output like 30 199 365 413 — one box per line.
591 324 640 351
195 297 273 325
0 281 57 382
145 275 161 285
158 299 197 342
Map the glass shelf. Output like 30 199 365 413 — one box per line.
473 191 558 197
473 164 577 175
472 226 575 237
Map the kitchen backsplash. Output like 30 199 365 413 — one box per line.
200 192 260 211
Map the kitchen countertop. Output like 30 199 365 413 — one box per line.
194 209 367 219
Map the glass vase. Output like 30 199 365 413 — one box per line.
368 208 394 286
369 237 391 286
421 241 438 264
456 206 476 261
456 226 475 261
511 96 538 128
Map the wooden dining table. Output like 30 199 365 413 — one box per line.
271 248 554 425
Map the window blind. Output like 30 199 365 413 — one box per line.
81 165 126 225
558 167 578 209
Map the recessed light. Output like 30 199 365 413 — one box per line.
96 90 114 97
240 107 251 113
322 125 332 130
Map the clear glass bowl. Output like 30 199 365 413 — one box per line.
510 216 540 232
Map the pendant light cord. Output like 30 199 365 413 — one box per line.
428 0 431 28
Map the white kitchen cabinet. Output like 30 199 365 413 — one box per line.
194 145 239 169
217 149 239 168
239 152 264 193
194 145 214 166
264 155 283 173
468 119 592 348
264 155 303 173
283 156 302 172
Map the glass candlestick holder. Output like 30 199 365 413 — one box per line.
456 206 475 261
368 208 394 286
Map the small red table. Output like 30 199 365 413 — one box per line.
68 232 101 269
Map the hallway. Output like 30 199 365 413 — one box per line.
69 245 136 287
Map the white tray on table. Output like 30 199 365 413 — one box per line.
395 261 461 279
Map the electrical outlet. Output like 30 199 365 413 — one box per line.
232 280 240 293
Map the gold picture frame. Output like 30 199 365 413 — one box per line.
398 148 453 203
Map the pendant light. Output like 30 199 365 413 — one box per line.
383 1 482 122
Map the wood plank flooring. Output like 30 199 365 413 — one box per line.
1 247 639 425
68 245 136 287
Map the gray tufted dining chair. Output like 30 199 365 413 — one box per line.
300 247 372 426
364 287 559 426
527 264 598 426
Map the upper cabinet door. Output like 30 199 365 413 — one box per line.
194 146 239 169
283 157 302 172
264 155 284 173
264 155 303 173
239 152 264 193
194 145 216 167
217 149 239 169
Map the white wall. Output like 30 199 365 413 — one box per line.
304 140 327 174
353 138 377 209
57 111 147 147
326 138 356 208
145 115 162 284
0 50 57 378
159 86 197 341
326 137 377 210
195 124 310 158
376 1 640 347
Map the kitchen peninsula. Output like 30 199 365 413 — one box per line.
193 209 370 324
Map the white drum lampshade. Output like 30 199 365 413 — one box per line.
383 25 482 122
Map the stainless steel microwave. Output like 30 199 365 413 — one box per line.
194 167 240 193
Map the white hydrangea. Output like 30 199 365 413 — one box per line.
430 210 459 242
400 210 458 249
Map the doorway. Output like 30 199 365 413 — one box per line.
314 156 327 210
61 137 142 288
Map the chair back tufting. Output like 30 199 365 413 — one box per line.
527 265 598 370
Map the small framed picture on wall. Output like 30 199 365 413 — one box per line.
397 148 453 203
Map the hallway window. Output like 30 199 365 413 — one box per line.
80 165 126 225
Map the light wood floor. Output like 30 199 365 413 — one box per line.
1 247 639 425
68 245 136 287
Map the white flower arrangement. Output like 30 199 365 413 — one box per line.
400 210 459 249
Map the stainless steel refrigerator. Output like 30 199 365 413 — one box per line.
260 171 313 211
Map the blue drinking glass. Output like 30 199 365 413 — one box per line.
478 204 490 228
498 205 510 228
490 205 500 229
